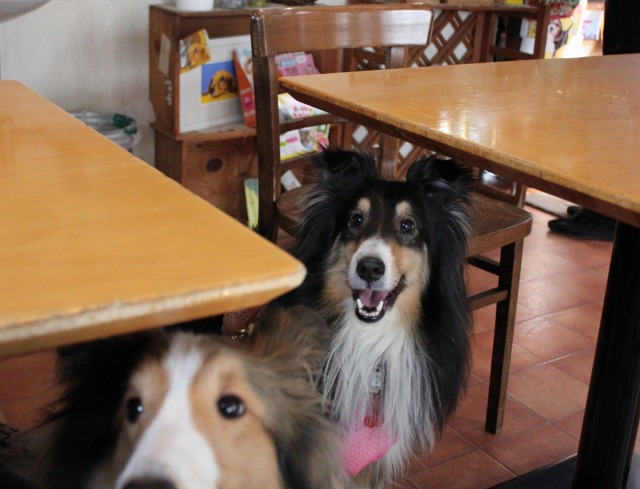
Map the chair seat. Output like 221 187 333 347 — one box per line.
276 184 533 257
466 194 532 257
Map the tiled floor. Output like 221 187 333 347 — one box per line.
0 194 632 488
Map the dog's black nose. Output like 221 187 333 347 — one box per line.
357 256 385 282
122 478 177 489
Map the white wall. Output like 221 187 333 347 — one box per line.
0 0 171 165
0 0 350 165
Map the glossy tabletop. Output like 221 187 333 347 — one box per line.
0 81 305 358
281 54 640 489
281 54 640 227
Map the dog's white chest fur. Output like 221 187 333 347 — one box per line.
324 311 436 479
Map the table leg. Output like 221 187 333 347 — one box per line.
573 222 640 489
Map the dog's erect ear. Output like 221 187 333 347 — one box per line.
406 154 473 197
312 147 376 182
294 149 377 261
248 305 346 489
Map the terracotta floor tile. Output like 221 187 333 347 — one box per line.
513 301 537 324
553 410 584 440
546 303 603 343
470 330 541 382
524 222 574 252
405 451 428 475
0 398 49 429
422 427 476 468
520 248 582 282
508 364 588 420
449 384 546 448
0 350 58 404
466 265 497 297
394 479 417 489
516 277 586 317
545 239 612 270
554 411 640 454
472 306 497 334
513 316 593 362
551 348 595 385
406 450 514 489
548 268 609 305
484 423 578 476
592 262 611 278
467 372 484 388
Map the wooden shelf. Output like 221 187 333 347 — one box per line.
152 122 256 143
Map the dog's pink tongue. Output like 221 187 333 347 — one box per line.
358 289 389 309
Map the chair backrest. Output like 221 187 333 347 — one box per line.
250 4 434 241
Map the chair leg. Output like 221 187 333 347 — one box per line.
485 239 525 434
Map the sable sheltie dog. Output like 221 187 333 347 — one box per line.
284 149 474 488
36 307 345 489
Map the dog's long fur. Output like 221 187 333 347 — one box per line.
37 306 345 489
283 149 473 488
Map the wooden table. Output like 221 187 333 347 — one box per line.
281 54 640 489
0 81 305 359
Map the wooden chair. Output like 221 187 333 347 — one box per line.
251 4 433 241
251 4 532 434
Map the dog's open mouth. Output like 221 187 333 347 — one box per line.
353 278 405 323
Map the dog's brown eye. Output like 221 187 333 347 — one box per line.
218 395 246 419
126 397 144 424
400 218 415 233
349 212 364 228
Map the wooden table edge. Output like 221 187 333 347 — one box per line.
0 267 305 358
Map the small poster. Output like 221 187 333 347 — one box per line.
200 60 239 104
179 29 211 74
179 34 250 133
275 52 320 77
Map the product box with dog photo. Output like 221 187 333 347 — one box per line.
179 32 251 134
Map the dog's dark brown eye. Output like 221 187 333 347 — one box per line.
400 218 415 233
218 395 246 419
349 212 364 228
126 397 144 424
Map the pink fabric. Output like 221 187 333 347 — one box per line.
341 395 396 476
340 424 396 476
221 306 262 335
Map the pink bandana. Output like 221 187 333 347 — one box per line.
222 306 262 335
340 395 396 476
340 424 396 476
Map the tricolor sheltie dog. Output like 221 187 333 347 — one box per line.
285 149 474 488
36 307 345 489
